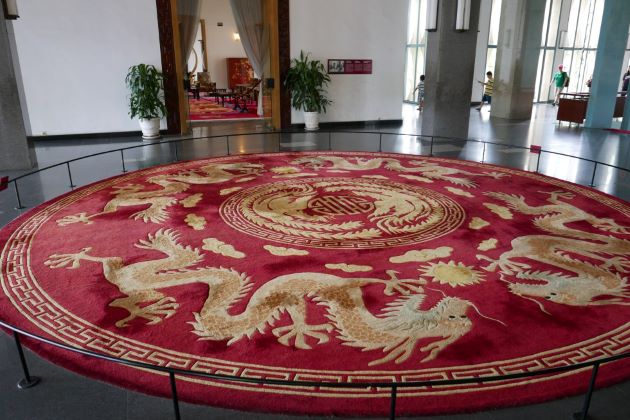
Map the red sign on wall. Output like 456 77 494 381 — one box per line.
328 59 372 74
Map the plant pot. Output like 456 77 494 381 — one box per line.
139 118 161 140
303 111 320 131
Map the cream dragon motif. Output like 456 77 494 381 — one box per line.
478 190 630 309
291 155 506 187
57 162 264 226
44 229 501 365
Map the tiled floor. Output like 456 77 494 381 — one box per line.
1 104 629 419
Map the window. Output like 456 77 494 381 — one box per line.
484 0 502 76
404 0 502 104
403 0 428 103
534 0 607 102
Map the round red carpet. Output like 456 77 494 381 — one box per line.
1 152 629 416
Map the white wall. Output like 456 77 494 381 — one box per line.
11 0 162 136
197 0 247 89
290 0 407 124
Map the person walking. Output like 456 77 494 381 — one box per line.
476 71 493 111
550 64 569 106
413 75 425 111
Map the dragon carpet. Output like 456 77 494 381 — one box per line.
0 151 629 416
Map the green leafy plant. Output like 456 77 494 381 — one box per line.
125 64 166 119
284 51 332 113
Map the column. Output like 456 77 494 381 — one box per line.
490 0 545 120
0 16 36 170
422 0 481 139
584 0 630 129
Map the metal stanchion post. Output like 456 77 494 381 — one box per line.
66 162 76 188
572 362 599 420
14 181 25 209
589 163 597 187
13 331 41 389
120 150 127 173
389 385 397 420
169 371 181 420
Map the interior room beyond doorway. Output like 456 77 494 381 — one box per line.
185 0 265 123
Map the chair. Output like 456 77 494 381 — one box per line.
233 79 261 112
195 72 216 98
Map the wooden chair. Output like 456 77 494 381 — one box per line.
195 72 216 98
233 79 261 112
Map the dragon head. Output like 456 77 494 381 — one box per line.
435 297 473 328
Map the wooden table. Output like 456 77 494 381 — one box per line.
213 90 235 107
234 84 249 94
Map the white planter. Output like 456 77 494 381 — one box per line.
303 111 320 131
139 118 161 140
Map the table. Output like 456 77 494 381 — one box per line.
213 90 234 107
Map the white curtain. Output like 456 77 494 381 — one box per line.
230 0 269 116
178 0 202 71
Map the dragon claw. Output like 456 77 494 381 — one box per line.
56 212 93 226
603 256 630 272
384 279 426 296
542 190 574 201
383 270 426 295
114 297 179 328
477 254 528 274
419 342 443 362
592 218 630 234
272 323 333 349
44 247 93 269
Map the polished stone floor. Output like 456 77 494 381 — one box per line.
1 104 629 419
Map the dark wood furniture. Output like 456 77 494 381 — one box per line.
212 89 234 107
232 80 261 113
557 92 626 125
193 72 215 99
557 93 589 124
226 58 254 90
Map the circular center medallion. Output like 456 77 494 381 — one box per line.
220 177 465 249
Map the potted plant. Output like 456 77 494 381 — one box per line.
125 64 166 139
284 51 332 130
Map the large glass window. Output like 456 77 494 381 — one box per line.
404 0 503 104
403 0 427 103
484 0 502 76
534 0 563 102
534 0 607 102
